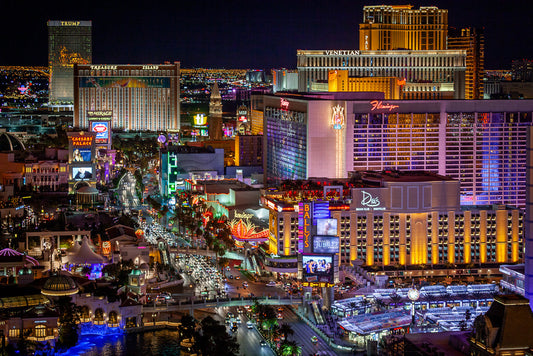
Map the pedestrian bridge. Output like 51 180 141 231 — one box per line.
143 295 304 313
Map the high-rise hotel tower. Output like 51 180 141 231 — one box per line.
48 21 92 103
74 63 181 131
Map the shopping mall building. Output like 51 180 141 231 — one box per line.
261 171 522 272
264 94 533 207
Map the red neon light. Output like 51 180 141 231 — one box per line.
280 98 289 110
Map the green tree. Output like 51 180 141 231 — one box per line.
196 316 239 356
55 296 81 351
279 340 302 356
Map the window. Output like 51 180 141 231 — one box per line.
35 324 46 338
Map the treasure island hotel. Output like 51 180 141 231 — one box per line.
74 63 180 131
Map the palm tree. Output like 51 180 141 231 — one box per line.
279 340 302 356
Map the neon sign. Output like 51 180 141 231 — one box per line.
298 202 312 253
280 98 289 110
361 191 380 207
193 114 207 126
370 100 399 112
70 136 94 147
331 105 345 130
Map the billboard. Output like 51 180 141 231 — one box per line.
193 114 207 127
316 218 337 236
72 148 92 162
90 121 110 144
302 255 333 283
79 77 170 88
72 167 93 180
312 236 340 254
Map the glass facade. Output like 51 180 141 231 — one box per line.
48 21 92 103
352 110 529 207
265 107 307 183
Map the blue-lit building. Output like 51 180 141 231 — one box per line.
264 94 533 207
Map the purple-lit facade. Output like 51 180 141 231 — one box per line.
525 126 533 310
264 94 533 207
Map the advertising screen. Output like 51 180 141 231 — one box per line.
72 167 93 180
72 148 91 162
79 77 170 88
312 236 340 254
302 255 333 283
90 121 109 144
316 218 337 236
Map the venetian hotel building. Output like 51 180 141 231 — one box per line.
74 63 180 131
262 172 523 268
264 94 533 207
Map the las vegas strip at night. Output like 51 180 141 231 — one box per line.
1 0 533 355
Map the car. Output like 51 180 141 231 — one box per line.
311 336 319 344
242 282 248 288
235 275 240 280
228 275 234 279
277 313 283 320
234 317 242 324
227 312 235 318
266 281 277 287
277 307 284 313
260 340 267 347
237 307 244 314
225 317 231 324
246 321 254 329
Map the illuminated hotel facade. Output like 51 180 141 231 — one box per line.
359 5 448 51
262 172 523 268
297 50 466 99
264 94 533 207
48 21 92 103
74 63 180 131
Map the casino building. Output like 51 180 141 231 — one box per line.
264 94 533 207
297 49 466 99
74 63 180 131
262 171 523 270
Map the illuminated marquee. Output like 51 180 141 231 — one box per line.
331 105 345 130
193 114 207 126
142 65 159 70
298 202 312 254
70 136 94 147
61 21 80 26
370 100 399 112
87 110 112 118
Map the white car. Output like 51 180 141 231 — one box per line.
247 321 254 329
266 281 277 287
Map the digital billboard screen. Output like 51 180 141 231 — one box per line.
302 255 333 283
72 167 93 180
316 218 337 236
90 121 109 144
312 236 340 254
72 148 91 162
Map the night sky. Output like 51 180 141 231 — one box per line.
3 0 532 69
